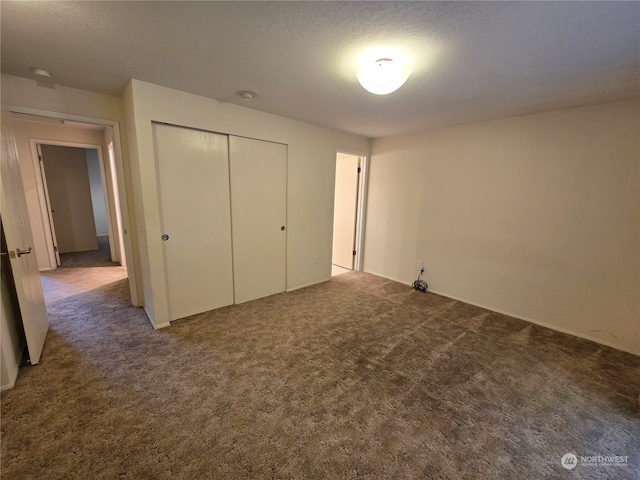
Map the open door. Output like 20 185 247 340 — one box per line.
36 143 61 266
1 110 49 365
332 153 360 269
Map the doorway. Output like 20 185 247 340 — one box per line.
7 110 138 306
34 141 125 269
38 144 111 265
332 152 367 277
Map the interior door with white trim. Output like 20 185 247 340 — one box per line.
1 111 49 365
229 136 287 304
332 153 360 269
153 123 234 320
36 144 61 266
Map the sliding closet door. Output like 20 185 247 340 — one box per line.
229 136 287 304
153 123 234 320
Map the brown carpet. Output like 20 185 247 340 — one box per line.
1 255 639 479
57 235 115 268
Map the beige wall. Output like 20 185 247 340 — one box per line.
124 79 371 327
1 75 123 122
365 99 640 355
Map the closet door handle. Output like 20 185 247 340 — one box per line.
17 247 33 257
281 226 285 231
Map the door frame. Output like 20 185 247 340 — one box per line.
4 105 140 306
335 149 368 272
31 140 115 267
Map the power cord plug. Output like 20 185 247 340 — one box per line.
412 267 428 292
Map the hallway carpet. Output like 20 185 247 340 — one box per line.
1 260 639 479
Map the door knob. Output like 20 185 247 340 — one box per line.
281 226 285 231
17 247 33 257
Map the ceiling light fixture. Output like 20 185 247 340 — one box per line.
32 68 52 78
237 91 257 100
356 57 411 95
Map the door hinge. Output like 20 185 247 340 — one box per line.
353 250 356 256
54 246 58 252
357 167 361 173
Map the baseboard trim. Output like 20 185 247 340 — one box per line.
144 307 170 329
143 306 169 330
1 379 16 391
363 270 639 356
427 288 639 357
362 270 412 287
286 278 329 292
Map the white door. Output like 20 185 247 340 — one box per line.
106 140 126 267
332 154 360 269
229 136 287 304
153 123 234 321
1 111 49 365
36 144 61 266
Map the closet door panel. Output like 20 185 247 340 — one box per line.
153 123 234 320
229 136 286 304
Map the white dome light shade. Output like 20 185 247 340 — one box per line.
356 58 411 95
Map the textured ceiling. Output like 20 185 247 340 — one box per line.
2 1 639 138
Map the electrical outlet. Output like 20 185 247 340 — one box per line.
418 260 424 270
